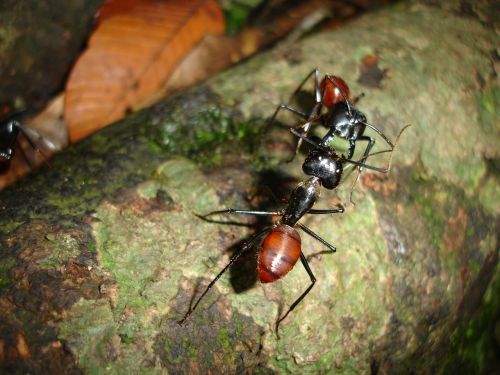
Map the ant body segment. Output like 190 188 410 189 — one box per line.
177 140 396 336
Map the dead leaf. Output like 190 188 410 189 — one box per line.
163 0 332 97
64 0 224 142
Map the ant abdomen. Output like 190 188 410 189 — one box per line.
258 225 301 283
320 75 350 108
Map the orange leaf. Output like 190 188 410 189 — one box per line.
64 0 224 142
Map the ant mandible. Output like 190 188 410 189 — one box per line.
177 137 397 336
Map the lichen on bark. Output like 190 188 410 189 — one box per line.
0 0 498 374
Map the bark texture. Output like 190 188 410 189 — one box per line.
0 0 104 110
0 1 498 373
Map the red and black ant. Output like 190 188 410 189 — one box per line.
177 132 402 336
269 68 397 167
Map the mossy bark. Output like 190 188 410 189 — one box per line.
0 0 104 109
0 1 498 374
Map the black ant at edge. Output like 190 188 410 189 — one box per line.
0 113 54 171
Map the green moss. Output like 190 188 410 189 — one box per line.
411 180 448 250
0 256 16 288
2 1 499 372
149 104 263 168
454 158 486 194
223 0 264 35
440 269 500 374
0 19 19 56
475 85 499 135
57 299 117 373
479 175 500 216
187 343 198 358
218 327 231 350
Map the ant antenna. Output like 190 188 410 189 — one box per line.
348 124 411 202
290 128 390 173
288 68 322 105
360 121 396 149
289 128 331 151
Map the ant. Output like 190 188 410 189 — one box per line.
177 134 400 336
269 68 397 169
0 116 54 170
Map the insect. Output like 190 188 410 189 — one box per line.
269 68 397 166
0 117 54 169
177 137 397 336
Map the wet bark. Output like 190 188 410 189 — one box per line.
0 0 498 373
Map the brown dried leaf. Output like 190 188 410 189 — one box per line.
163 1 332 96
64 0 224 142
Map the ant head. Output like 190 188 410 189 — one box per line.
302 148 343 190
330 102 366 126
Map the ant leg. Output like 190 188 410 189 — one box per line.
288 115 323 162
352 135 375 174
358 136 376 165
178 227 270 326
290 128 388 173
348 135 375 204
18 128 50 163
340 156 390 174
199 209 280 218
308 206 345 214
319 127 337 149
291 128 330 153
346 140 356 160
269 105 310 163
289 68 321 104
351 124 411 174
268 104 308 128
275 253 316 337
272 68 321 129
287 69 326 161
360 121 395 149
21 126 57 149
349 125 411 203
297 223 337 252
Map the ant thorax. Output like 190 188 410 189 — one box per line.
282 177 320 226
